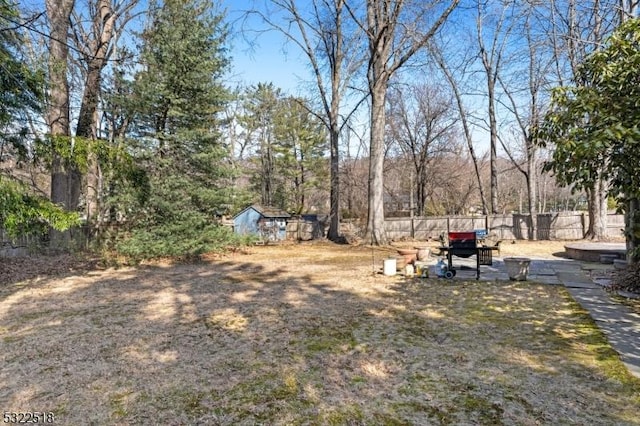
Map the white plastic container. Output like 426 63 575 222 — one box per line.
405 264 415 277
383 258 397 276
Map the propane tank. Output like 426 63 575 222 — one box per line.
436 258 447 278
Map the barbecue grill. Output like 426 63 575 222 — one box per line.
439 231 495 280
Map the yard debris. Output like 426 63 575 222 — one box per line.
612 261 640 294
0 254 98 286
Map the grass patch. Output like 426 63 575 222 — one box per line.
109 391 133 419
321 403 365 425
1 242 639 424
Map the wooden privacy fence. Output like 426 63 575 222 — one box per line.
0 224 91 257
1 212 626 257
383 212 625 241
285 217 325 241
0 229 40 257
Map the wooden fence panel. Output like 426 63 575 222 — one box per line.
487 215 516 240
381 212 625 242
0 228 36 257
413 217 447 240
448 217 475 232
385 218 413 240
607 213 625 238
286 219 325 241
550 213 585 240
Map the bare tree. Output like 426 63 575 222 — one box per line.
70 0 140 222
250 0 364 241
618 0 639 20
386 83 458 216
475 0 518 215
425 150 477 215
347 0 459 245
429 41 489 215
493 3 556 240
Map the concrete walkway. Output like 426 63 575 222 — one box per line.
437 256 640 378
552 261 640 379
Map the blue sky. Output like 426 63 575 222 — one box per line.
16 0 493 153
221 0 310 94
17 0 307 93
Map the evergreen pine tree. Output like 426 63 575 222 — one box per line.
114 0 245 260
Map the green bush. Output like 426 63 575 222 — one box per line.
114 214 254 262
0 178 80 238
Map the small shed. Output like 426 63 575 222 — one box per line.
233 204 291 241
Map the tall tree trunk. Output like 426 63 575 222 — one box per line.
476 0 511 215
567 0 579 75
77 0 123 223
361 0 458 245
418 165 427 216
328 119 341 241
71 62 104 216
46 0 74 209
487 78 499 214
326 0 345 241
585 175 608 240
71 61 105 212
259 123 274 206
527 158 537 240
366 79 388 245
362 0 391 246
256 0 351 241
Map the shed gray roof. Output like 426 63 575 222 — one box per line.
254 204 291 218
234 204 290 219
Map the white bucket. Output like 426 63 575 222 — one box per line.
383 258 397 276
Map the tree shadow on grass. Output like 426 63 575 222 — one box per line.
1 244 639 425
552 251 570 259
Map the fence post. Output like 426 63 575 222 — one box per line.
411 217 415 239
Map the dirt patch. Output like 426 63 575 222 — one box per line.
1 242 638 424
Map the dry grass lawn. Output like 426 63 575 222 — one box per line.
1 241 639 425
